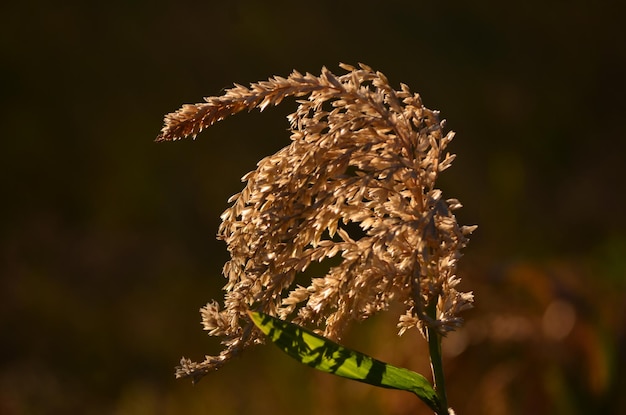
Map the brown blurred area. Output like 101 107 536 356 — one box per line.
1 1 625 414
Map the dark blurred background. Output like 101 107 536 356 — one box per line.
1 1 625 414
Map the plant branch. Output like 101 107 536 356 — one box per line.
426 298 448 415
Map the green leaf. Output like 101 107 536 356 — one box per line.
248 311 441 412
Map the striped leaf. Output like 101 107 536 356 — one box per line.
248 311 440 412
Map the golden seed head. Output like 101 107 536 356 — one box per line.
158 64 476 381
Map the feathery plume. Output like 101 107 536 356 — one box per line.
157 64 476 382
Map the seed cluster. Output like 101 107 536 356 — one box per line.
157 64 476 381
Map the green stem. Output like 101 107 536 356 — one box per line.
426 298 448 415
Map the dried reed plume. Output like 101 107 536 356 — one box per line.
157 64 476 381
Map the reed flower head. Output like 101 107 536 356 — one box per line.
157 64 476 381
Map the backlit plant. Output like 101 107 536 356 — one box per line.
157 63 476 414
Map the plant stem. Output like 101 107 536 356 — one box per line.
426 298 448 415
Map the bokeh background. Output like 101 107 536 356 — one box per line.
2 1 625 414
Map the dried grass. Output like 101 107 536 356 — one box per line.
157 64 476 381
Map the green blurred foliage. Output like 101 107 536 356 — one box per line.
1 0 624 414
